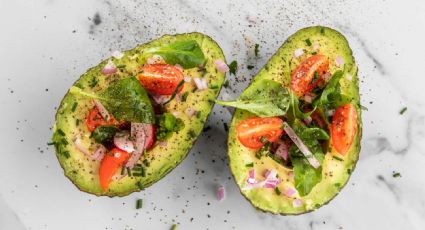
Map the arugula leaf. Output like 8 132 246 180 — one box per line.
229 60 238 75
90 126 118 145
156 113 185 140
286 92 316 121
215 79 290 117
314 70 350 109
70 77 155 123
144 40 205 69
289 119 326 196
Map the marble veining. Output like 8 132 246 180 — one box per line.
1 0 424 229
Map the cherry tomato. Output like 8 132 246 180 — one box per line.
99 148 130 191
291 54 329 97
236 117 284 149
330 103 358 155
137 64 184 95
86 107 118 132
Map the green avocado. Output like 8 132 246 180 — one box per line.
227 26 361 214
52 32 226 197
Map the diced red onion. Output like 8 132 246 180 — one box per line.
282 122 321 169
74 138 91 156
101 60 117 75
174 64 183 72
125 123 148 169
302 93 314 103
172 111 180 117
246 15 257 23
335 55 344 67
346 73 352 81
214 60 229 73
326 109 335 117
152 94 170 105
247 169 257 185
275 143 289 161
294 48 304 58
184 76 192 83
111 50 124 59
288 171 294 180
93 146 106 161
113 131 135 153
142 124 154 149
193 77 207 90
185 108 197 117
313 43 320 51
201 77 208 89
323 72 332 82
93 99 111 120
303 116 312 125
147 54 164 64
292 199 303 208
216 185 225 201
158 141 168 147
284 187 296 197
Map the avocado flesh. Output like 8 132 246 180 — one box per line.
228 26 361 214
53 32 226 197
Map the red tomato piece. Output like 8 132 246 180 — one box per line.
291 54 329 97
236 117 284 149
99 148 130 191
86 107 118 132
330 103 358 155
137 64 184 95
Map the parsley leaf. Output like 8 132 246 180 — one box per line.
228 60 238 75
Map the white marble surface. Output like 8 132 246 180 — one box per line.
1 0 425 229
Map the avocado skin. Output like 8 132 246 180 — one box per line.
53 32 226 197
227 26 362 214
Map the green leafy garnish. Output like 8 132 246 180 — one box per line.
247 65 254 70
254 44 260 57
163 80 184 105
90 126 118 145
156 113 184 140
305 38 312 46
399 107 407 115
229 60 238 75
289 119 326 196
287 92 316 121
314 70 350 109
70 77 155 124
245 162 254 167
171 224 177 230
143 40 205 69
215 79 290 117
392 171 402 178
136 199 143 209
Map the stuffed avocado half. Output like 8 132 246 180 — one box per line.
52 32 226 196
218 26 361 214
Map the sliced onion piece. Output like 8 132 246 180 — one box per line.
275 143 289 161
101 60 117 75
74 138 91 156
184 76 192 83
284 187 296 197
93 99 111 120
214 59 229 73
293 48 304 58
335 55 344 67
92 146 106 161
292 198 303 208
114 131 135 153
111 50 124 59
216 185 225 201
174 64 183 72
125 123 147 169
282 122 321 169
193 77 207 90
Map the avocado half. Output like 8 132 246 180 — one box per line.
53 32 226 196
227 26 361 214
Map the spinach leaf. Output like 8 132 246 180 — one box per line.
215 79 290 117
144 40 205 69
289 119 326 196
156 113 185 140
286 92 316 121
90 126 118 145
314 70 350 109
70 77 155 124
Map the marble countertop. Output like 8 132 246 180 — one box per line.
1 0 424 229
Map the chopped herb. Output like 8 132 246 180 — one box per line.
57 129 65 136
126 167 132 177
399 107 407 115
188 129 196 138
90 126 118 145
334 183 341 187
314 203 321 208
195 111 202 118
247 65 254 70
209 84 219 89
223 80 230 88
121 166 125 175
156 113 184 140
245 162 254 167
89 77 98 88
136 199 143 209
332 156 343 161
163 80 185 105
228 60 238 76
143 159 150 167
311 51 317 55
320 27 325 34
71 102 78 112
274 187 281 195
136 181 145 190
47 142 56 146
260 137 267 144
171 224 177 230
75 119 80 126
347 168 352 175
392 171 402 178
203 126 211 132
359 104 368 111
116 64 126 69
180 92 189 102
305 38 312 46
254 44 260 57
223 122 228 132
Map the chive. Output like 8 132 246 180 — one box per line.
392 171 401 178
180 92 188 102
245 162 254 167
399 107 407 115
136 199 143 209
163 80 185 105
195 111 202 119
358 104 368 111
305 38 312 46
62 150 70 158
117 64 126 69
320 27 325 34
141 167 146 177
334 183 341 187
260 137 267 144
254 44 260 57
311 51 317 55
136 181 145 190
126 167 132 177
71 102 78 112
255 151 262 159
333 156 343 161
47 141 56 146
203 126 211 132
209 84 219 89
137 70 144 74
247 65 254 70
274 187 281 195
57 129 65 136
223 122 228 132
121 166 125 175
171 224 177 230
75 119 80 126
228 60 238 76
135 163 143 168
347 168 352 175
188 129 196 138
143 159 150 167
89 77 98 88
223 80 230 88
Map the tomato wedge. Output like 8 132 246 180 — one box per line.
99 148 130 191
86 107 118 132
236 117 284 149
330 103 357 155
291 54 329 97
137 64 184 95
